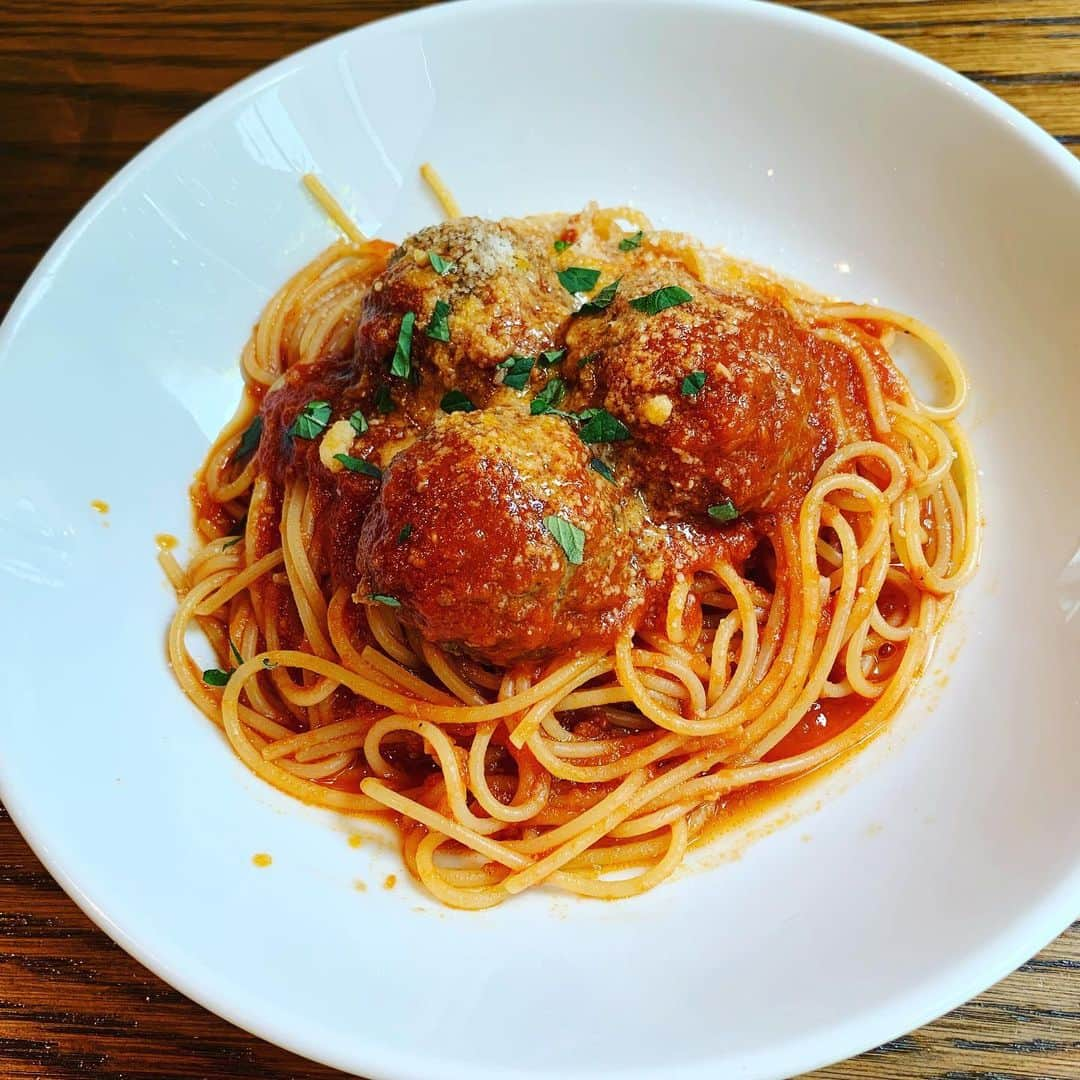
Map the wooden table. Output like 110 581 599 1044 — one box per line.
1 1 1077 1076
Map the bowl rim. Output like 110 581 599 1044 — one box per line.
1 2 1078 1078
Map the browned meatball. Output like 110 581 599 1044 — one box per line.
253 358 421 589
565 266 820 516
356 406 643 665
355 218 575 401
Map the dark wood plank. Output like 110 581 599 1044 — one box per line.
1 2 1077 1077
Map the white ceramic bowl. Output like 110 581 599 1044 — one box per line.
1 2 1077 1077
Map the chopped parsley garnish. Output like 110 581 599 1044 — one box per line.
578 353 599 368
390 311 416 378
222 535 242 549
440 390 475 413
334 454 382 479
544 515 585 565
539 348 566 367
530 377 566 415
589 457 615 483
369 593 401 607
497 354 534 390
577 408 630 444
558 266 601 295
554 239 571 253
428 251 454 275
576 278 621 315
203 631 249 685
681 370 707 397
237 416 262 458
425 299 451 343
374 383 395 414
262 658 278 670
619 230 644 251
397 523 413 544
349 409 369 435
288 400 332 439
708 499 739 523
629 285 693 315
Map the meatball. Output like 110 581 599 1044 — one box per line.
253 358 419 589
255 359 365 486
356 406 642 665
565 266 820 516
355 218 575 400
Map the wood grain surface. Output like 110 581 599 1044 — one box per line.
1 1 1077 1077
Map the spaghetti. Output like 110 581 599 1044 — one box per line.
163 177 979 908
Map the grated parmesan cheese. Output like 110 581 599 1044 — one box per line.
319 420 355 472
642 394 673 425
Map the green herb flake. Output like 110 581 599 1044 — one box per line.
425 298 451 343
374 384 395 414
229 637 244 666
391 311 416 378
578 353 599 369
369 593 401 607
708 499 740 523
262 658 278 670
554 239 571 253
428 251 454 275
397 523 413 545
681 370 707 397
288 400 332 440
497 354 534 391
334 454 382 479
619 230 644 251
557 266 601 294
576 278 621 316
578 408 631 444
589 457 616 483
530 377 566 415
440 389 476 413
629 285 693 315
221 536 242 549
202 668 231 687
543 515 585 566
237 416 262 458
539 348 566 368
349 409 369 435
